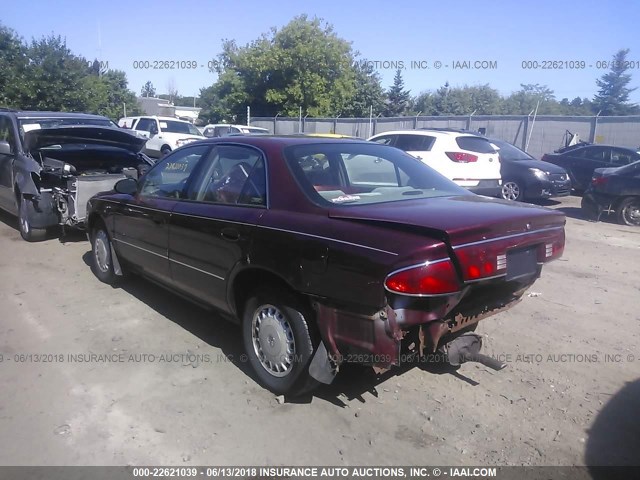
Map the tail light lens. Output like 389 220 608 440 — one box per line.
385 259 460 296
591 176 608 187
541 154 550 162
446 152 478 163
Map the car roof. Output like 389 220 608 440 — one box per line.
371 129 481 138
194 135 370 148
559 144 639 153
14 111 111 120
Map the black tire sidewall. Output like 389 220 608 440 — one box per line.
91 224 117 284
242 289 315 395
617 198 640 226
18 196 46 242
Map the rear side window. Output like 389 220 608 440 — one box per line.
395 135 435 151
370 135 396 146
455 136 497 154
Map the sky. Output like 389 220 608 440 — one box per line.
3 0 640 106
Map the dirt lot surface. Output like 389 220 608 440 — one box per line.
0 195 638 468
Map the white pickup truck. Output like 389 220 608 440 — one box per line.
119 116 204 158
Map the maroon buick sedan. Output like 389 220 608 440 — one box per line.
86 136 565 394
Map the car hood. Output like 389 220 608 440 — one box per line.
502 158 567 174
328 195 565 247
24 126 147 153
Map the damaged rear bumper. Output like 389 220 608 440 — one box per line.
309 279 532 383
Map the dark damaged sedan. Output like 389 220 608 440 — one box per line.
0 110 153 241
86 136 566 394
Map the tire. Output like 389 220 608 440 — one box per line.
90 222 119 284
500 180 524 201
18 196 47 242
242 287 319 395
581 195 600 221
160 146 171 157
616 197 640 226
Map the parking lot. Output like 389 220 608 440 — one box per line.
0 194 638 467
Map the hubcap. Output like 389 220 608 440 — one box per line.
94 230 110 273
251 304 296 378
501 182 520 201
623 203 640 226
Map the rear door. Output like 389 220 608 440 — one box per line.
570 146 611 189
113 144 211 285
169 144 267 312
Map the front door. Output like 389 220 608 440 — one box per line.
112 144 211 285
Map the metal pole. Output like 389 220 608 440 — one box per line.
525 101 540 152
247 106 250 126
303 114 308 133
274 113 280 135
368 105 373 138
414 111 422 130
123 102 126 117
299 107 302 133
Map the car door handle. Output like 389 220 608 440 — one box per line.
221 227 240 242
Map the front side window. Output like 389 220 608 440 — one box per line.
189 145 266 206
135 118 154 132
395 134 435 151
140 145 210 199
0 116 16 153
285 143 467 206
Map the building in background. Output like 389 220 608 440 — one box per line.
136 97 201 124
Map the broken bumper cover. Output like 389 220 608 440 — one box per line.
310 280 531 383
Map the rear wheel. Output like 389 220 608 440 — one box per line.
18 196 47 242
501 180 524 201
616 197 640 226
242 287 319 395
580 196 600 221
160 146 171 157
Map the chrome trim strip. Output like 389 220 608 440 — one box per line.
98 199 396 255
452 226 563 250
464 273 507 283
114 238 224 280
114 238 167 259
169 257 225 281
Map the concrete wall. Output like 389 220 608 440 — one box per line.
251 115 640 159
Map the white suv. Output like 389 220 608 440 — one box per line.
119 116 204 158
368 129 502 196
201 124 269 137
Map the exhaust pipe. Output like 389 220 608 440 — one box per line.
442 332 507 371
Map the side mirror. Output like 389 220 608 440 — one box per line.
114 177 138 195
0 140 12 155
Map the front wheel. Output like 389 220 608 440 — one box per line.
91 223 120 284
160 146 171 157
501 180 524 201
242 288 319 395
18 196 47 242
616 197 640 226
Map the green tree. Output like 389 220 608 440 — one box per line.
141 81 156 97
0 24 27 107
200 16 357 120
384 69 411 116
341 59 386 117
593 48 639 115
502 84 561 115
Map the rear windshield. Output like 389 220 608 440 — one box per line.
456 136 497 154
284 143 468 206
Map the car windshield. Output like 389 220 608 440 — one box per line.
491 140 533 161
285 142 468 206
18 117 115 141
160 120 202 136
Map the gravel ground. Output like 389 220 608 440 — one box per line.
0 195 638 468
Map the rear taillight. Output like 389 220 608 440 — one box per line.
592 176 608 187
541 154 550 162
385 259 460 296
446 152 478 163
